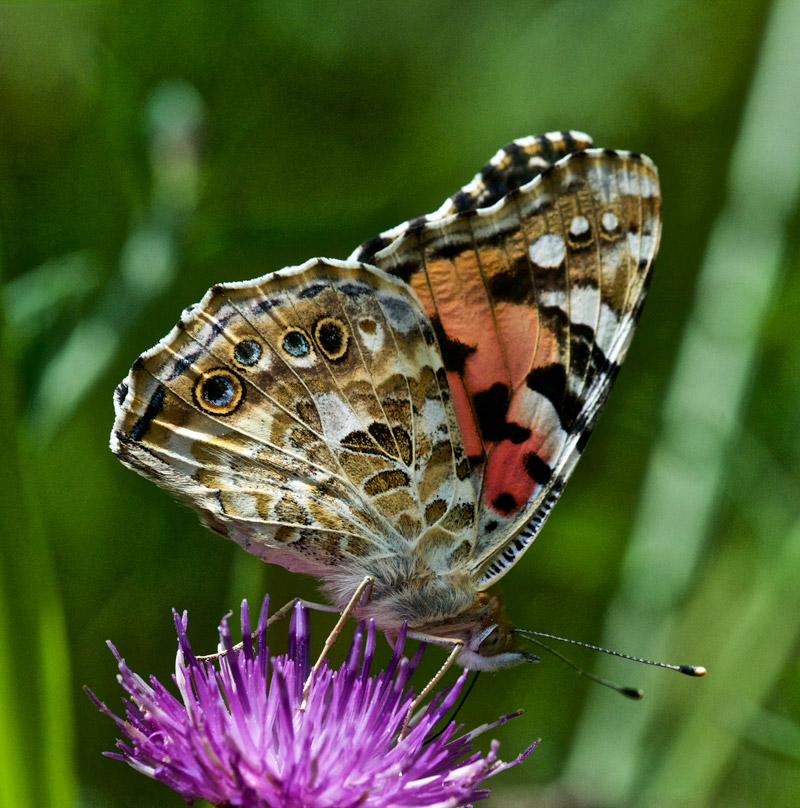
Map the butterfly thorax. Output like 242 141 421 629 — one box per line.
343 570 530 671
349 564 479 628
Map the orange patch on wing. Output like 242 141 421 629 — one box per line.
415 251 511 411
483 442 541 514
448 372 482 458
406 236 567 513
410 248 549 484
492 303 539 382
530 325 563 369
483 427 556 516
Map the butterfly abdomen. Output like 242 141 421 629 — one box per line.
358 562 479 629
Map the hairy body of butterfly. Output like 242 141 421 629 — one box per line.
111 132 661 670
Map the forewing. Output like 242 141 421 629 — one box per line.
111 259 477 582
352 131 594 263
351 144 661 588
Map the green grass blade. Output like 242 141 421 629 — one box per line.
564 0 800 802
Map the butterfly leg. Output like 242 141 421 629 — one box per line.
264 597 341 628
196 598 345 661
300 575 374 709
398 632 464 740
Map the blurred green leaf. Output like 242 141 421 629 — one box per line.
3 252 100 351
0 249 75 808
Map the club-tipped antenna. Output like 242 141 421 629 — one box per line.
516 632 644 698
513 629 706 680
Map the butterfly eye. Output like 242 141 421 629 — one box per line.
194 368 244 415
477 625 508 657
282 329 311 358
314 317 348 361
233 339 262 367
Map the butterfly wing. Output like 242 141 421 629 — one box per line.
352 131 595 262
111 259 477 597
351 140 661 588
113 133 660 607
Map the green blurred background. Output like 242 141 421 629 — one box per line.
2 1 799 806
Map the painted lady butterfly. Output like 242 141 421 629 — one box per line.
111 131 661 672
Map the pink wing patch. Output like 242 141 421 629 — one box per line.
351 133 661 583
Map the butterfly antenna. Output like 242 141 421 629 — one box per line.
513 629 705 699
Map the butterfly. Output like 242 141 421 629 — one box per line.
111 131 661 672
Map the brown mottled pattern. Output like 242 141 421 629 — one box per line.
112 259 479 579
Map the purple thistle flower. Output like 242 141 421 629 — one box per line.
87 597 535 808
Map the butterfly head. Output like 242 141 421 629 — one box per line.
454 593 538 671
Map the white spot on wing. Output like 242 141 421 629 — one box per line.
640 232 656 259
315 392 362 444
508 387 566 459
569 286 600 331
594 303 621 354
283 344 316 369
640 174 658 198
601 211 619 232
539 287 620 355
570 216 590 237
358 319 384 352
529 233 565 268
527 156 550 173
420 398 447 437
620 169 657 199
539 289 567 310
255 346 273 371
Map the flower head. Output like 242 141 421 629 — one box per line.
88 597 535 808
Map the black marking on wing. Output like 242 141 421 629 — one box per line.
130 384 166 441
339 282 371 297
525 364 584 429
488 256 534 304
491 492 518 515
355 234 393 263
254 298 281 313
390 258 419 285
435 240 469 261
298 283 328 300
523 451 553 485
114 381 129 406
168 351 201 381
473 383 510 442
472 382 533 444
431 315 476 374
479 481 564 583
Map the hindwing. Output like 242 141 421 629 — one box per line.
111 259 477 585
